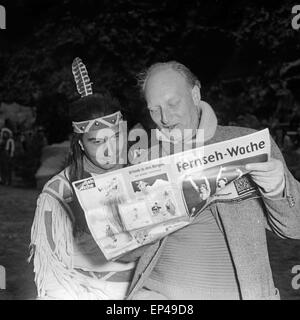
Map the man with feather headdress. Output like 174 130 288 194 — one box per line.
29 58 138 300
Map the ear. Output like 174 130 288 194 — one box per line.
78 140 84 151
191 85 201 106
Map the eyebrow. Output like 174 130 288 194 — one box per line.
147 96 180 109
87 130 120 141
168 97 180 104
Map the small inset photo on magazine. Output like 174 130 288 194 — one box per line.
132 173 181 222
181 163 248 217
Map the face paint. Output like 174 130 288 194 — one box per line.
82 122 127 170
95 128 116 165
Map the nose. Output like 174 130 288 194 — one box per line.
105 137 117 158
160 106 171 126
104 147 109 157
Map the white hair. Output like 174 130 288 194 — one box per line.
137 61 201 97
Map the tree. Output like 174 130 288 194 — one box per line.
0 0 299 142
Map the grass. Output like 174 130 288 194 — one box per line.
0 184 299 300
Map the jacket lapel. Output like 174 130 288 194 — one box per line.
215 201 276 299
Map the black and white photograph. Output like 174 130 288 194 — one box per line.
0 0 300 302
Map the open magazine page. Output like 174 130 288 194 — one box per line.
72 163 190 260
171 128 271 216
73 128 271 260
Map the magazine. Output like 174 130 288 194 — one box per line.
72 129 271 260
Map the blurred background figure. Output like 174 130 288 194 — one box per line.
0 120 15 186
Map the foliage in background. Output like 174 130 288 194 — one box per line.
13 130 47 187
0 0 300 144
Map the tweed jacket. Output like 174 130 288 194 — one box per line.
127 125 300 300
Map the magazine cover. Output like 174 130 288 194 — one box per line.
73 129 271 260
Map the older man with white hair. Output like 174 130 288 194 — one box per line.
127 61 300 300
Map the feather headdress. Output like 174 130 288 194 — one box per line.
72 57 93 97
71 57 123 133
